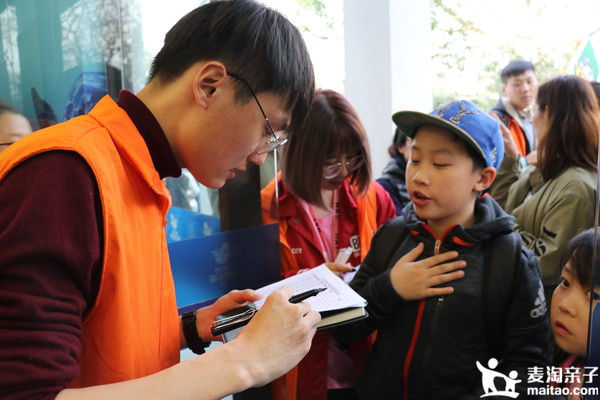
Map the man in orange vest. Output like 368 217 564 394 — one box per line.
0 1 320 399
490 60 539 167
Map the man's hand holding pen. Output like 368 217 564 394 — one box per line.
211 287 327 336
225 286 322 387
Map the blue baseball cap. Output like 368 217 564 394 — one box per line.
392 100 504 170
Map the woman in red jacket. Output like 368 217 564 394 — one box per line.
262 89 395 400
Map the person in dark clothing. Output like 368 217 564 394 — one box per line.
333 99 549 399
376 127 411 215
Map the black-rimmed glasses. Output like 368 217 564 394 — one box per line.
227 72 288 155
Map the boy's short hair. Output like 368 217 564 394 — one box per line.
149 0 314 130
501 60 536 84
392 100 504 170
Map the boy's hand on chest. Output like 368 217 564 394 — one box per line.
390 242 467 301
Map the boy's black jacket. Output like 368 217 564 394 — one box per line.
333 195 550 400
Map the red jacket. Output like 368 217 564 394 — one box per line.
262 177 395 400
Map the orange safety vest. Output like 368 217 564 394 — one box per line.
490 113 528 157
0 96 180 386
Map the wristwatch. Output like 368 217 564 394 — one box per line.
182 310 211 355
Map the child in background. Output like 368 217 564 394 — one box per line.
550 228 600 398
334 99 549 399
262 89 396 400
0 101 33 152
377 127 412 215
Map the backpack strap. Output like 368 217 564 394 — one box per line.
373 217 522 359
371 215 521 359
374 216 410 269
483 231 522 357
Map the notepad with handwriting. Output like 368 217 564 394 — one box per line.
218 265 368 341
252 264 368 329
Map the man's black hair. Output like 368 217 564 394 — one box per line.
149 0 315 130
500 60 536 84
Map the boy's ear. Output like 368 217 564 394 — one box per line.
192 61 228 109
474 167 497 192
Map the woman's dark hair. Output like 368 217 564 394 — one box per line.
536 75 599 181
282 89 372 208
388 127 407 158
149 0 314 131
590 81 600 106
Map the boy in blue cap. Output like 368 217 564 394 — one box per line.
333 100 549 399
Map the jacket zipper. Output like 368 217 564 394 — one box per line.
403 233 449 400
421 239 444 366
421 295 445 366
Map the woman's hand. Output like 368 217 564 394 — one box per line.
324 262 354 279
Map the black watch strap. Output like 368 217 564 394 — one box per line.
182 310 210 355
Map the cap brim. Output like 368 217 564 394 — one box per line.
392 110 485 161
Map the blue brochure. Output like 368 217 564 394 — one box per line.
169 223 282 314
166 207 221 243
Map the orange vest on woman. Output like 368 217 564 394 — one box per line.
0 96 180 386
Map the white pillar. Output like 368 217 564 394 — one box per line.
343 0 432 177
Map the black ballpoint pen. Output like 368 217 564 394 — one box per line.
289 287 327 303
211 287 327 336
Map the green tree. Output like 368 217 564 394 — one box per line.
431 0 579 111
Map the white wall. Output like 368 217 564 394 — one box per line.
343 0 432 176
